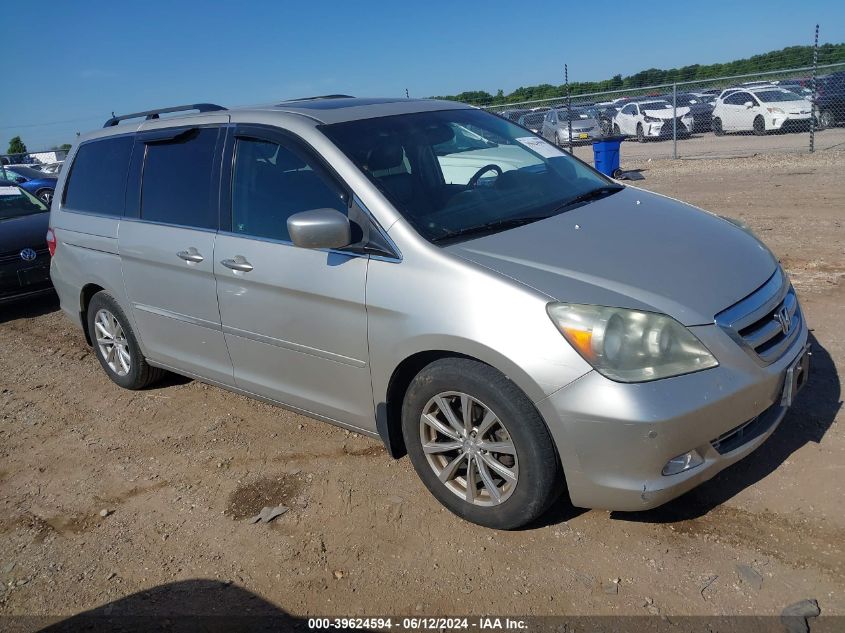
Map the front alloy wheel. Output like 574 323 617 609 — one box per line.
401 358 561 529
420 391 518 506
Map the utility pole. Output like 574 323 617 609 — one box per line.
810 24 819 153
565 64 572 153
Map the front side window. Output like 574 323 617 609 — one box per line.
231 137 346 242
63 135 134 216
140 127 219 229
321 108 616 243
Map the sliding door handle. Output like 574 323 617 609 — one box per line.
177 248 204 263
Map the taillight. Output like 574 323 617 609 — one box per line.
46 228 56 257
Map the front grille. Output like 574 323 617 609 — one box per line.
715 268 802 364
0 247 49 265
710 402 782 455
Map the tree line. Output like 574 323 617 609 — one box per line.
434 43 845 106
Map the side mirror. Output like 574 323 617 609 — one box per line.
287 208 352 250
744 101 754 108
15 176 26 183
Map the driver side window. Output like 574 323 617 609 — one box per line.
231 137 347 242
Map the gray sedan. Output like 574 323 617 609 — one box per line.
541 106 602 145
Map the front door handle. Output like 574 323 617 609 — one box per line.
221 256 254 273
177 248 204 263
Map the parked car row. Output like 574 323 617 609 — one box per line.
502 71 845 146
0 164 57 204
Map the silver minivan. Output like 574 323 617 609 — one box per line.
49 97 809 529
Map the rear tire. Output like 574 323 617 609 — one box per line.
401 358 561 530
87 291 164 390
36 189 53 205
712 117 724 136
753 115 767 136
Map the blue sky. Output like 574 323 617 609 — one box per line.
2 0 843 150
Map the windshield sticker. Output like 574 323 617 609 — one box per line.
0 186 22 196
515 136 566 158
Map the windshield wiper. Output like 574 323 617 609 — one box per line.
432 215 551 243
555 185 623 211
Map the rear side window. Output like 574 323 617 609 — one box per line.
141 127 220 229
63 136 133 216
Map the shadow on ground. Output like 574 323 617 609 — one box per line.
612 332 840 524
0 293 58 324
28 579 376 632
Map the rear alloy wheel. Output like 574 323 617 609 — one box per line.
87 291 164 390
636 123 646 142
402 358 561 529
819 109 834 129
753 115 767 136
712 117 724 136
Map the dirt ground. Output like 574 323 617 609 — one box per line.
1 149 843 627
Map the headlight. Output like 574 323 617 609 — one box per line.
547 303 718 382
767 107 785 114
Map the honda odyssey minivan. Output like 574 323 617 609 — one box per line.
49 97 809 529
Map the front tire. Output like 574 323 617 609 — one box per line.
401 358 561 529
753 115 767 136
87 291 164 390
819 109 834 129
612 123 621 135
636 123 646 142
36 189 53 205
712 117 724 136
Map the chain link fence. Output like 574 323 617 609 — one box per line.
485 62 845 161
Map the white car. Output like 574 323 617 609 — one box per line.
711 87 813 135
612 100 693 142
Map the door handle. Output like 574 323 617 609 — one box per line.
221 256 254 273
177 248 204 263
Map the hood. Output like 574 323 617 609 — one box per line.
445 187 777 325
566 117 598 129
769 99 812 113
0 211 49 254
643 106 690 119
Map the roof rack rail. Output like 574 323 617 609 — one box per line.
282 94 355 103
104 103 227 128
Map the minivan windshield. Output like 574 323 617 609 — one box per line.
321 109 618 243
0 183 48 220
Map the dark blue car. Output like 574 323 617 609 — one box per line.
0 180 53 303
0 165 58 205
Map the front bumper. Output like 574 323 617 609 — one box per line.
645 118 694 137
536 318 809 511
0 250 53 304
768 112 812 131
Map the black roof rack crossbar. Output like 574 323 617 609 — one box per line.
281 94 355 104
104 103 227 127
